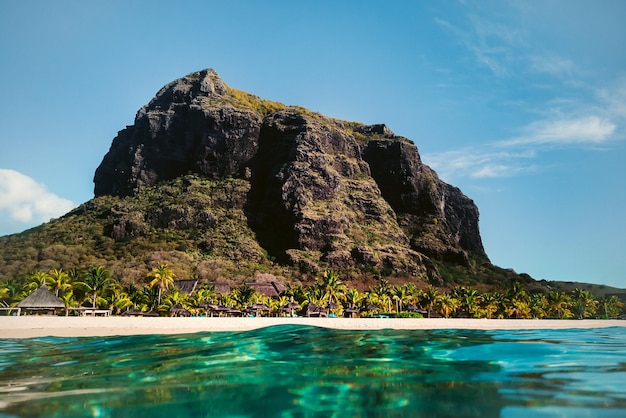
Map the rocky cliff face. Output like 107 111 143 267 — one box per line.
94 69 488 278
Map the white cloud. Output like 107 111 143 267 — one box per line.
502 116 616 146
0 169 75 235
435 16 518 78
423 149 537 182
529 55 575 76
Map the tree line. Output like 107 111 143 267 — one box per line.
1 266 624 319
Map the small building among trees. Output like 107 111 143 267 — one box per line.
17 285 65 316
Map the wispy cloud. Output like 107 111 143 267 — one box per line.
501 115 616 146
436 12 583 84
435 14 527 78
423 148 537 181
0 169 74 235
529 54 575 76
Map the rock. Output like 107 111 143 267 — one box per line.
93 69 489 276
94 69 262 197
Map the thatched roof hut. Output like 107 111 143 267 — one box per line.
173 279 198 295
170 304 192 317
207 282 231 294
17 285 65 315
247 282 281 298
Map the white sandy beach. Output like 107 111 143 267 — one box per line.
1 316 624 338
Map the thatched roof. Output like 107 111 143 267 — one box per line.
173 279 198 294
18 285 65 309
247 282 280 298
207 282 231 294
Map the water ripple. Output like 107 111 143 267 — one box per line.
0 325 625 417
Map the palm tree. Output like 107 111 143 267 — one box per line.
304 284 325 307
402 283 422 308
283 283 307 305
600 295 624 319
0 278 19 301
392 285 409 313
571 288 598 319
434 293 459 318
547 291 572 319
453 286 481 318
319 270 347 307
505 298 531 319
59 291 77 315
147 263 175 306
122 283 148 310
109 289 133 315
161 289 191 315
371 279 392 312
344 287 362 315
25 271 52 292
480 293 499 319
420 286 439 318
503 282 530 318
230 283 256 309
507 282 530 304
74 266 118 310
192 284 218 309
49 269 71 297
529 293 549 319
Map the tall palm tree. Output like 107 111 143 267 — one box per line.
147 263 175 306
49 269 71 297
283 283 307 304
192 284 218 308
547 291 572 319
571 288 599 319
420 286 439 318
74 266 118 310
480 293 499 319
344 287 362 311
392 285 409 313
0 278 19 301
529 293 548 319
600 295 624 319
122 283 148 310
507 282 530 304
319 270 347 306
25 271 52 292
230 283 256 309
434 293 459 318
109 289 133 315
371 279 392 312
453 286 481 318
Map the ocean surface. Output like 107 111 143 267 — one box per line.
1 325 625 417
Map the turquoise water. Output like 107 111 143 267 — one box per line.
1 326 625 417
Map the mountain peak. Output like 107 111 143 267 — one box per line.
91 70 487 278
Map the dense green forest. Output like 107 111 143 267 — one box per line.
2 266 623 319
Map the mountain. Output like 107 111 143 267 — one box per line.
0 69 534 289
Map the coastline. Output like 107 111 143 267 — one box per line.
1 316 624 338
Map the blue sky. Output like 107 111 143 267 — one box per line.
1 0 625 288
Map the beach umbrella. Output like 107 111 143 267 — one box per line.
282 301 300 317
250 303 270 317
344 307 359 318
170 304 192 317
227 308 242 317
122 309 144 317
